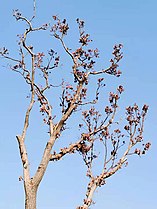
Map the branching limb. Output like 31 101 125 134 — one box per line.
77 103 150 209
50 138 84 161
50 99 118 162
16 135 30 181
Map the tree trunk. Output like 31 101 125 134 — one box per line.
25 185 37 209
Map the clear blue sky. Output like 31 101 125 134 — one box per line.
0 0 157 209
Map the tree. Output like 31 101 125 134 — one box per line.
0 1 150 209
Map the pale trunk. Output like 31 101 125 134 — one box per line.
25 185 37 209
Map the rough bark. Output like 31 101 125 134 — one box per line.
25 184 37 209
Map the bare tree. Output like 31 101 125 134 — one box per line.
0 2 150 209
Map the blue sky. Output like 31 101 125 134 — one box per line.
0 0 157 209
